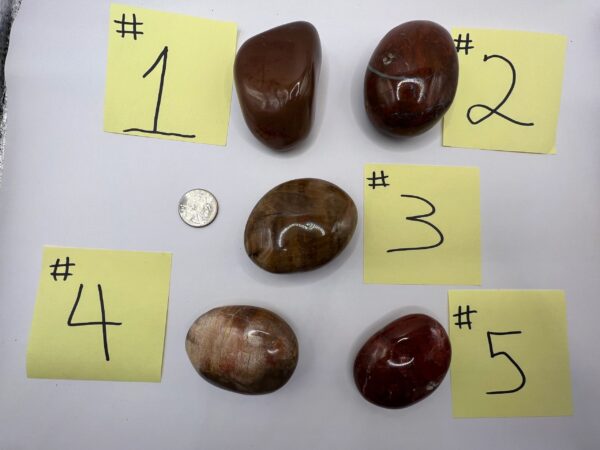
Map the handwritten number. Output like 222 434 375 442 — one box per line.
387 194 444 253
68 284 122 362
144 46 169 133
467 54 534 127
123 46 196 139
486 331 526 395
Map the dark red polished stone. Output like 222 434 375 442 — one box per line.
353 313 451 409
234 21 321 150
364 21 458 137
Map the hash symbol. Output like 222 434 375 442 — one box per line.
114 13 144 40
453 304 478 330
49 257 75 281
454 33 474 55
367 170 389 189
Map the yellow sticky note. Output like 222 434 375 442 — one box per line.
104 3 237 145
27 246 172 382
364 164 480 285
448 290 573 417
443 28 567 154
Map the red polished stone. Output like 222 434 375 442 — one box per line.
234 21 321 150
364 21 458 136
353 313 451 409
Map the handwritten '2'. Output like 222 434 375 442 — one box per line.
467 54 534 127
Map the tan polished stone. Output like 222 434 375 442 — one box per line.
185 305 298 395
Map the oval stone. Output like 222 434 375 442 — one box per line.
185 305 298 394
364 21 458 137
234 21 321 150
244 178 357 273
353 313 451 408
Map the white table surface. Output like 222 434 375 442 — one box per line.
1 0 599 449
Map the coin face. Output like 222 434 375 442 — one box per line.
178 189 219 227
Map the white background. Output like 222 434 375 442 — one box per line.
1 0 599 449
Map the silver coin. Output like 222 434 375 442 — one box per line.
178 189 219 227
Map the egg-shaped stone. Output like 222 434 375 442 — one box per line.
234 21 321 150
185 305 298 394
244 178 357 273
364 20 458 136
353 313 451 408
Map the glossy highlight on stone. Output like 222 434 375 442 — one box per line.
364 21 458 137
244 178 357 273
185 305 298 395
234 21 321 150
353 313 451 409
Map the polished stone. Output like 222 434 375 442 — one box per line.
234 21 321 150
244 178 357 273
185 305 298 395
353 313 451 408
364 20 458 136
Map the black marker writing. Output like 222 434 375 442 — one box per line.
49 257 75 281
467 54 534 127
453 305 478 330
387 194 444 253
486 330 526 395
114 13 143 40
366 170 390 189
454 33 474 55
68 284 123 362
123 46 196 139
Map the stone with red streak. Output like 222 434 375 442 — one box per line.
186 305 298 394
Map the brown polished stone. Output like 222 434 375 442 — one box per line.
185 305 298 395
244 178 357 273
364 21 458 137
353 313 451 409
234 21 321 150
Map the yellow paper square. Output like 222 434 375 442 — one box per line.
448 290 573 417
443 28 567 154
27 246 172 382
104 3 237 145
364 164 480 285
